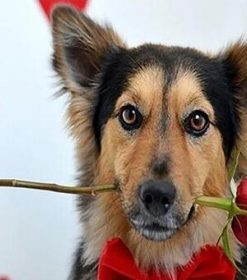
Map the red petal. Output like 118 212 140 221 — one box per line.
39 0 88 19
236 178 247 209
0 276 11 280
232 178 247 245
232 215 247 245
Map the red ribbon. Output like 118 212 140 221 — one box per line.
39 0 88 19
98 238 236 280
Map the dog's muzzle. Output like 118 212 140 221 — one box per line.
128 179 194 241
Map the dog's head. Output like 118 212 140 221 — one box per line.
52 5 247 268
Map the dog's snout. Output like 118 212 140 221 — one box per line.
139 180 176 217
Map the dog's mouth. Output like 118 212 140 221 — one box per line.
129 205 196 242
130 220 178 241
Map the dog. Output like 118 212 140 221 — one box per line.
51 5 247 279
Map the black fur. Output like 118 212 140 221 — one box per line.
69 241 97 280
93 44 238 159
152 159 170 178
236 247 247 279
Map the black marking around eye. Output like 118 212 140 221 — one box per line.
183 110 210 137
118 105 143 131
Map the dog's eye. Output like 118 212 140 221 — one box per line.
119 105 143 131
183 110 209 137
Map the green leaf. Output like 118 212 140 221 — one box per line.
228 147 241 197
228 147 241 181
221 224 235 265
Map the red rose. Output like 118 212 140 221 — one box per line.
232 178 247 245
0 276 11 280
39 0 88 19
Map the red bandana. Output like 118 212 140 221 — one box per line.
98 238 236 280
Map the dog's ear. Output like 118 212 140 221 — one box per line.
51 6 126 185
51 5 125 93
220 41 247 177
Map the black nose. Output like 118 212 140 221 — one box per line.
139 180 176 217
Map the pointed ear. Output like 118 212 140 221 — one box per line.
220 41 247 177
51 5 125 93
221 41 247 99
51 6 126 185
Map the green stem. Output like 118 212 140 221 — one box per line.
195 195 247 216
194 196 232 211
0 179 116 195
232 203 247 216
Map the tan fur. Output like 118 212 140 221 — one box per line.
82 67 240 270
67 92 97 185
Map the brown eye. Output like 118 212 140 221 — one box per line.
184 110 209 137
119 105 143 131
122 107 136 124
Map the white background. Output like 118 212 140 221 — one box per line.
0 0 246 279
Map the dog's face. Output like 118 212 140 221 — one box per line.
52 5 247 267
96 49 232 242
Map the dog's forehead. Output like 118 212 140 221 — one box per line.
94 45 208 133
94 44 236 155
114 65 211 123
